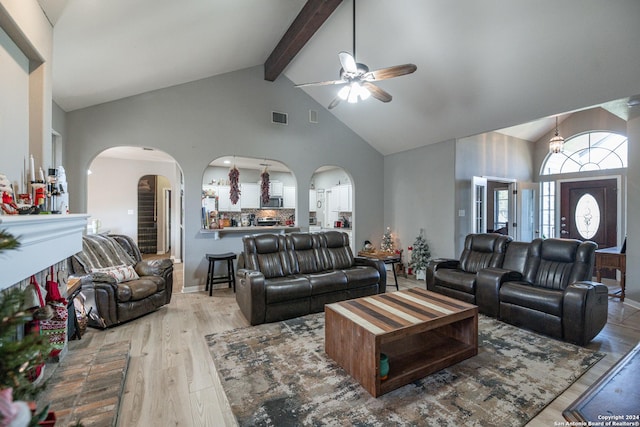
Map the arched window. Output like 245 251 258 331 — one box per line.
539 130 627 238
541 131 627 175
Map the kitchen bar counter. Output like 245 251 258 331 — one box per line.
200 225 300 240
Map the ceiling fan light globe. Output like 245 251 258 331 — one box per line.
337 86 350 100
347 86 359 103
358 85 371 100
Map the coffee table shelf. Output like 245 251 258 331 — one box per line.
325 288 478 397
380 329 476 394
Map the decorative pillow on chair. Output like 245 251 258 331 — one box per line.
91 264 140 283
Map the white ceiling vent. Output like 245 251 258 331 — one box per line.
272 111 288 125
309 110 318 123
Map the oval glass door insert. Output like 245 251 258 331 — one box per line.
575 193 600 240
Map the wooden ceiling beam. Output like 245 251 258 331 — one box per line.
264 0 343 82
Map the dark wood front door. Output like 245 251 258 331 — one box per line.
560 179 617 249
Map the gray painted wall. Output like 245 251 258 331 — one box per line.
64 66 385 290
1 26 29 190
624 112 639 302
383 140 457 263
455 132 534 253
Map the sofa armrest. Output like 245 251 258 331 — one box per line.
134 259 174 303
563 281 609 345
235 269 267 325
476 268 522 317
78 274 120 328
354 257 387 292
426 258 459 291
135 259 172 276
428 259 460 270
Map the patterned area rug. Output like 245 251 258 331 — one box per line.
206 313 603 426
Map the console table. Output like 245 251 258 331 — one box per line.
594 247 626 301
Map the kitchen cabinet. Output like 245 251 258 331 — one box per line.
330 184 352 212
217 185 241 212
283 186 296 209
269 181 284 197
309 189 317 212
241 183 259 209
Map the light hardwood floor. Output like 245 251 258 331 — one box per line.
68 263 640 426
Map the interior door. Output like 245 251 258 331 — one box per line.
560 179 617 248
517 182 538 242
471 176 487 233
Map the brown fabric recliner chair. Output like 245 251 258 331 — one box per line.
69 234 173 328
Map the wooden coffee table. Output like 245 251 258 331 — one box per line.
325 288 478 397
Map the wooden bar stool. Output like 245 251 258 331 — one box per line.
205 252 237 296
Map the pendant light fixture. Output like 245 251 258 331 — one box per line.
549 116 564 153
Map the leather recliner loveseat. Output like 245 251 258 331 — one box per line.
69 234 173 328
426 233 512 304
427 234 608 345
236 231 386 325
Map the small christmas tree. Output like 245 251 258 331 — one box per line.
380 227 394 252
409 230 431 273
0 230 51 425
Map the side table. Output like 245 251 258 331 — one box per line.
594 247 626 301
357 251 402 290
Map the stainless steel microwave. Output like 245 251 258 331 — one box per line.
260 196 283 209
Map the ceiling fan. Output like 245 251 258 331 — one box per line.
295 0 417 109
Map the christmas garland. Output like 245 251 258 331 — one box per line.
260 168 270 205
229 166 240 205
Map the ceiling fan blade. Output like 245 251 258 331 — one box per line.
338 51 358 74
363 82 392 103
328 96 342 110
295 79 347 88
363 64 417 81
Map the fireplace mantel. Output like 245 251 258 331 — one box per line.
0 214 89 289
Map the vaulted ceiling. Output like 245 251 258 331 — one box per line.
41 0 640 156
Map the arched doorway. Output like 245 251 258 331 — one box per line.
202 156 295 229
137 174 172 254
310 166 354 248
87 146 183 262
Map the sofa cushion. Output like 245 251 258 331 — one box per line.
459 233 510 273
92 264 139 283
534 260 574 290
502 241 530 274
288 233 322 274
135 258 172 276
342 266 381 289
307 271 348 295
265 276 311 304
74 234 136 273
244 234 289 278
322 231 354 270
117 276 162 302
434 269 477 294
499 282 564 316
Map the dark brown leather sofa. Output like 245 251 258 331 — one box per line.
428 234 608 345
426 233 512 303
236 231 386 325
69 234 173 328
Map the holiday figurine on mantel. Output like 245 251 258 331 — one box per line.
381 227 395 253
